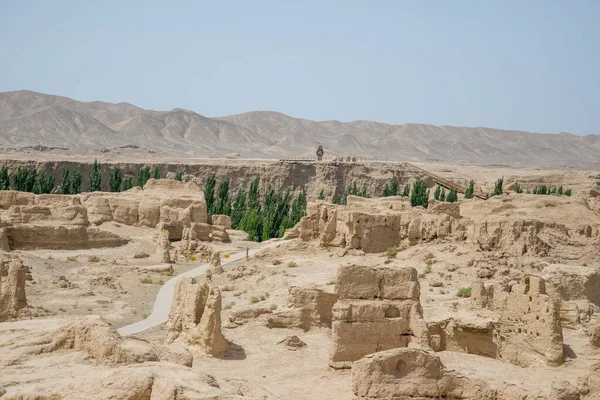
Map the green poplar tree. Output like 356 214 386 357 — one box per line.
402 184 410 197
109 167 122 192
446 188 458 203
60 168 72 194
39 172 55 194
231 188 247 229
88 160 102 192
464 180 475 199
205 174 216 215
137 166 151 188
152 166 160 179
0 165 10 190
215 178 231 215
71 171 82 194
123 176 135 191
247 177 260 211
390 179 399 196
434 185 441 201
383 184 390 197
410 179 429 208
493 177 503 196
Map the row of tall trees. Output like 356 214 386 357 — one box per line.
433 185 458 203
1 161 184 194
530 185 572 196
0 165 58 194
206 176 307 242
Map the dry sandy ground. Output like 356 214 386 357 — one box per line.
2 164 600 398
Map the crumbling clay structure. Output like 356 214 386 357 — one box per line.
440 276 564 367
0 179 232 251
40 315 158 365
297 196 466 253
267 286 337 331
210 251 224 274
0 259 29 322
165 276 228 355
329 265 429 368
351 348 532 399
495 276 564 366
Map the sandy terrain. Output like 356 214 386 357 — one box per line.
2 161 600 399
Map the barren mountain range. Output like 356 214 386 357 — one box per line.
1 90 598 167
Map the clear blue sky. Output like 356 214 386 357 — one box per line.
1 1 599 134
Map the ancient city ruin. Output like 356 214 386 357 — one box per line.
1 157 600 400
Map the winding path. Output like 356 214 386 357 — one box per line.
118 240 289 336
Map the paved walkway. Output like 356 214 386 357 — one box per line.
118 239 288 336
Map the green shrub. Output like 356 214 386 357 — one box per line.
514 182 522 193
457 287 472 298
250 296 259 303
287 261 298 268
387 246 398 259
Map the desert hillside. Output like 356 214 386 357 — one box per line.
1 90 598 167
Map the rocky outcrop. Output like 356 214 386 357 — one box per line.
473 219 557 256
297 197 466 253
549 380 580 400
5 224 126 249
165 276 228 355
277 335 306 350
352 348 520 400
329 265 429 368
0 259 28 322
41 316 158 365
266 286 337 331
591 319 600 348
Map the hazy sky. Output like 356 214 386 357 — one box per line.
1 1 599 134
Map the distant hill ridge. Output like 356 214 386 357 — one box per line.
0 90 597 167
